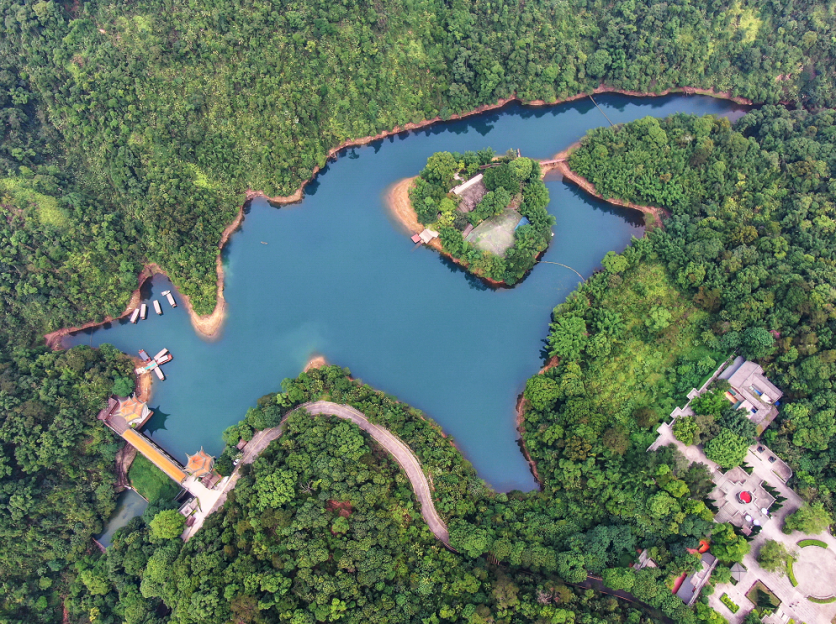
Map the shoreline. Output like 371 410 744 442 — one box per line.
302 355 329 372
44 205 246 349
46 84 744 348
553 161 669 229
383 177 510 288
515 393 543 488
514 355 560 489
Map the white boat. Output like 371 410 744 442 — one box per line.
153 300 162 315
162 291 177 307
140 304 148 320
130 308 140 324
153 367 165 381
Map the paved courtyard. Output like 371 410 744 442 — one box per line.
649 422 836 624
794 545 836 600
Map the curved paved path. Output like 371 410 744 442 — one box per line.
184 401 449 546
300 401 449 545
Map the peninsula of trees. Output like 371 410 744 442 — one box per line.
408 150 554 284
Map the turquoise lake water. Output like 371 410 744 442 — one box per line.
67 95 747 491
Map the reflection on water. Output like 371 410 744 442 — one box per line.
67 95 747 491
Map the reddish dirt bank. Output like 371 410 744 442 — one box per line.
515 394 543 488
254 84 749 206
44 205 246 348
46 84 743 347
554 160 669 229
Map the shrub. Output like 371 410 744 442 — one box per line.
720 593 739 613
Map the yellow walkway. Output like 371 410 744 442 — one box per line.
122 429 186 483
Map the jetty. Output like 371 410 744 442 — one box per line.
161 290 177 308
153 300 162 315
134 347 172 381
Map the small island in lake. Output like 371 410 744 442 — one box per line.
405 148 555 285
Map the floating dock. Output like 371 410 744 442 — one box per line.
134 347 172 380
153 348 172 365
140 303 148 320
153 300 162 315
161 290 177 308
130 308 140 324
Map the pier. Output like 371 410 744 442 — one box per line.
134 347 173 381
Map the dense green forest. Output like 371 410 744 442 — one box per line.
4 0 836 622
2 0 836 327
0 345 138 619
409 150 555 284
69 366 716 624
564 107 836 514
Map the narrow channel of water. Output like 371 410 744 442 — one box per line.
67 94 747 491
96 489 148 548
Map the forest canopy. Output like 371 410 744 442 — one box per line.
4 0 836 622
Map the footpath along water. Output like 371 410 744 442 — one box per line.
66 94 747 491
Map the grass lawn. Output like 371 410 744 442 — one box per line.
582 263 710 423
746 580 781 612
787 559 798 587
129 454 181 503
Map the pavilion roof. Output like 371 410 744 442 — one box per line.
186 447 214 477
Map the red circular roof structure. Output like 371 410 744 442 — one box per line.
738 491 753 504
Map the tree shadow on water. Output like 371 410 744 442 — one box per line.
439 256 491 291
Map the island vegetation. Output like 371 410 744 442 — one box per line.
407 149 554 284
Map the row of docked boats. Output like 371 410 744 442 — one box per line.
129 290 177 324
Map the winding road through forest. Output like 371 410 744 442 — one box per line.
186 400 450 546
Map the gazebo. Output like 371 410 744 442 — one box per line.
185 447 214 478
114 396 152 428
730 562 747 584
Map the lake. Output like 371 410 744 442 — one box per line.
67 94 747 491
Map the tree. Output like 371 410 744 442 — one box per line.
548 316 588 360
691 388 729 418
602 567 635 591
673 417 699 445
112 376 135 397
634 407 659 428
254 469 297 510
783 502 833 535
645 305 672 332
149 509 186 540
602 426 630 455
601 251 628 274
741 327 776 359
449 520 493 558
757 540 794 575
524 375 561 411
711 524 750 563
586 49 612 78
704 429 750 469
